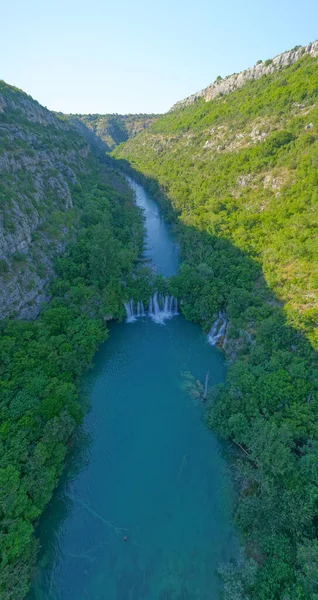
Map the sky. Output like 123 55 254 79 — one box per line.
2 0 318 115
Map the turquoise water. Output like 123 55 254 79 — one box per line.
126 177 179 276
29 181 237 600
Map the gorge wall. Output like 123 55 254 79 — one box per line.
0 82 95 319
113 43 318 599
172 40 318 109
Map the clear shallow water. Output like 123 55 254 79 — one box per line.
29 181 237 600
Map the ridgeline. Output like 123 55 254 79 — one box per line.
0 81 144 599
114 45 318 599
1 39 318 599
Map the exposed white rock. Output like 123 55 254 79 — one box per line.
0 86 90 319
172 41 318 110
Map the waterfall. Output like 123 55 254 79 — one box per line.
124 300 137 323
136 301 146 317
208 312 227 346
148 292 178 324
124 293 178 324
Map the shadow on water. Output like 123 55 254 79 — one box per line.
116 158 316 354
29 160 317 600
28 427 93 597
29 317 237 600
29 173 240 600
113 162 318 582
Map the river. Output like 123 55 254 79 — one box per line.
29 179 237 600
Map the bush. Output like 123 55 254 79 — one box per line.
0 258 9 275
263 130 294 155
12 252 27 262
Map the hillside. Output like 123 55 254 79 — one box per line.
172 40 318 109
1 40 318 600
114 48 318 599
115 50 318 349
0 81 96 318
0 82 143 599
73 112 159 150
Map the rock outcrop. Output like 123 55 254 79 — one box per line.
172 40 318 109
0 81 92 319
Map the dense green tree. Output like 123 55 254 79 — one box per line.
114 52 318 599
0 169 143 598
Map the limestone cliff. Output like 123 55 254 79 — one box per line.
172 40 318 109
0 81 92 319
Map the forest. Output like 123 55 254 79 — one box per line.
75 113 159 150
114 53 318 599
1 46 318 600
0 161 144 599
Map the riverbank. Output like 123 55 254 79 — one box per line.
30 317 237 600
111 163 318 598
0 171 144 600
28 179 238 600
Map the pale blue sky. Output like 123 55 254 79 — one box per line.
2 0 317 114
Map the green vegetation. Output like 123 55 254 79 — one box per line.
0 159 143 597
114 53 318 599
115 53 318 349
0 259 9 275
73 113 159 150
0 80 153 599
0 78 114 320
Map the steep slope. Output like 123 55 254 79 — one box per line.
0 83 144 599
0 81 99 319
114 48 318 599
115 50 318 349
172 40 318 109
73 112 159 150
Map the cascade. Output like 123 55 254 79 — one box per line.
208 312 227 346
137 301 146 317
123 300 136 323
124 293 178 324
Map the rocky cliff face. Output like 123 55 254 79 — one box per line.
172 40 318 109
0 81 92 319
